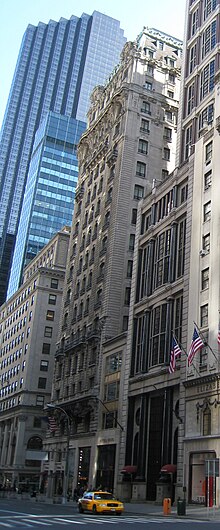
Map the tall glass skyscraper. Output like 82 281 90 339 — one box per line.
7 112 86 297
0 11 126 305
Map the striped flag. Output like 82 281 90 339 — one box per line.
169 336 182 374
188 327 204 366
48 416 57 433
218 324 220 345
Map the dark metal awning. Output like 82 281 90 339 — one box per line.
121 465 137 474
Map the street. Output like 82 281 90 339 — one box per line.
0 499 219 529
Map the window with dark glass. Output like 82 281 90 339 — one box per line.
48 294 57 305
201 304 208 327
203 406 211 435
200 60 215 101
38 377 47 389
204 201 211 222
203 233 210 253
46 310 54 321
129 234 135 251
105 352 122 374
136 161 146 178
150 304 167 366
40 360 49 372
104 381 120 401
127 260 133 278
153 229 171 288
134 185 144 200
124 287 131 306
201 268 209 290
141 101 150 114
131 208 137 225
177 219 186 278
138 139 148 154
51 278 58 289
44 326 52 338
42 343 50 354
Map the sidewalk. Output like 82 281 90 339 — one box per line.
124 501 220 521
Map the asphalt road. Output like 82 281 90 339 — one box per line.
0 499 219 529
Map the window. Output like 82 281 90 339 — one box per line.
136 161 146 178
200 60 215 101
204 170 212 190
50 278 58 289
129 234 135 251
105 352 122 374
38 377 47 389
168 90 174 99
42 343 50 354
162 169 169 179
46 310 54 321
185 125 192 159
141 101 150 114
153 230 171 288
36 395 44 407
127 260 133 280
168 73 175 84
164 148 170 161
104 381 120 401
203 233 210 253
201 304 208 327
33 417 41 428
150 304 167 366
140 119 150 133
201 268 209 290
202 20 216 59
44 326 52 338
165 110 173 122
187 83 195 115
203 406 211 435
122 316 128 331
191 7 199 36
205 141 213 163
124 287 131 306
177 219 186 278
189 43 197 74
134 185 144 200
164 127 172 141
138 139 148 154
131 208 137 225
40 360 49 372
145 81 152 90
179 184 188 204
204 201 211 222
102 411 118 429
204 0 217 21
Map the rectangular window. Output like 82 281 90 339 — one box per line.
138 139 148 154
46 310 55 321
48 294 57 305
33 417 41 428
131 208 137 225
42 343 50 354
164 127 172 141
203 233 210 253
140 119 150 133
187 83 195 115
36 395 44 406
168 90 174 98
141 101 151 114
134 185 144 200
129 234 135 251
105 352 122 374
136 161 146 178
145 81 152 90
204 201 211 222
150 304 167 366
153 230 171 288
38 377 47 389
204 170 212 190
200 60 215 101
51 278 58 289
127 260 133 278
191 8 199 35
189 43 197 74
201 268 209 290
177 219 186 278
40 360 49 372
44 326 52 338
104 381 120 402
124 287 131 306
201 304 208 327
204 0 217 21
205 141 213 163
102 411 118 429
202 20 216 58
164 147 170 161
165 110 173 122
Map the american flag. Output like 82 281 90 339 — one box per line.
188 327 204 366
48 416 57 433
218 324 220 345
169 336 182 374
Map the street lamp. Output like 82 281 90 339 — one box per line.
46 403 70 504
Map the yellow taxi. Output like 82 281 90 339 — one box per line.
78 490 124 515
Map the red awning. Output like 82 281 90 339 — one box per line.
121 465 137 474
161 464 177 474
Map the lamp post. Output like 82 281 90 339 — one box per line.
46 403 70 504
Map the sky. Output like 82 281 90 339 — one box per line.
0 0 186 129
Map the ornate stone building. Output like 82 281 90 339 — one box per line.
42 29 182 498
0 227 70 492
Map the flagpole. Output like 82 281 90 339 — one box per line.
173 334 201 378
193 321 218 363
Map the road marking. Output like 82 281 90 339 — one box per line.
54 519 86 525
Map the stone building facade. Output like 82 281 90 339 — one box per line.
42 29 182 499
0 227 70 492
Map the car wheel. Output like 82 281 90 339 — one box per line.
92 505 97 514
78 504 84 513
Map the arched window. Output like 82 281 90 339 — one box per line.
27 436 42 450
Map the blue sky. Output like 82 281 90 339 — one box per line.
0 0 186 128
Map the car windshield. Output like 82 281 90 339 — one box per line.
94 493 116 500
